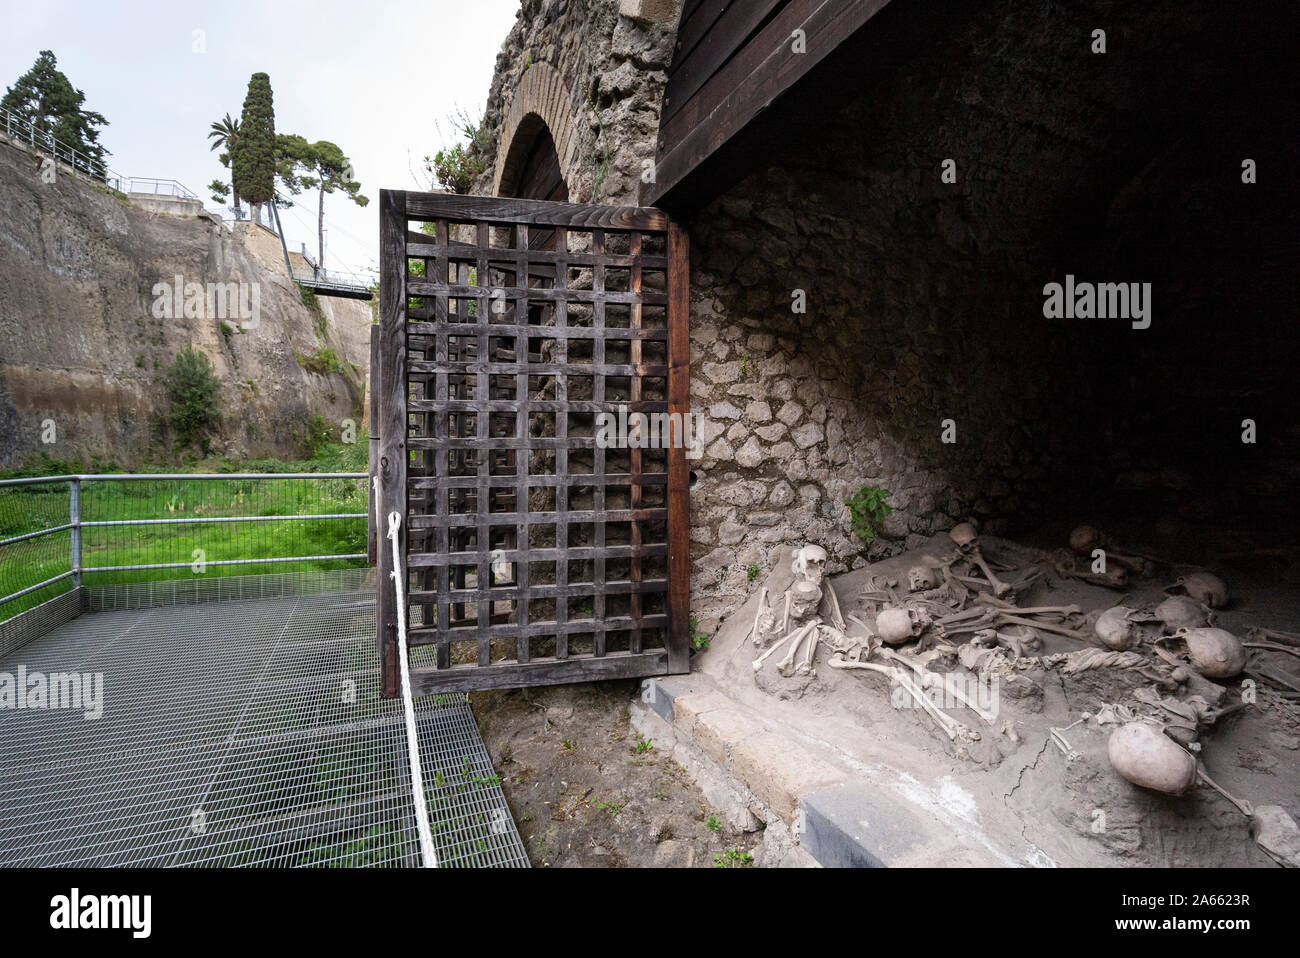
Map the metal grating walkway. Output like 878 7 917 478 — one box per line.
0 591 528 867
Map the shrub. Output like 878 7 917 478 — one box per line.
296 346 343 375
163 347 222 453
427 109 493 194
304 414 333 457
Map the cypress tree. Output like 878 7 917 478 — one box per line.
233 73 275 224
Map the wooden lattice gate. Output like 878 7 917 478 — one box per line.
375 191 690 696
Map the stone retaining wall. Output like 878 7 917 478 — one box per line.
470 0 1293 632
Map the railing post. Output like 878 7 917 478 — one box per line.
69 478 82 589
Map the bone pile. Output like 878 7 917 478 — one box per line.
747 523 1288 754
749 524 1084 743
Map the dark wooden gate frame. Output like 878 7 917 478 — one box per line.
376 190 690 696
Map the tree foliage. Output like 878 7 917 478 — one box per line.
1 50 108 174
426 109 492 194
163 347 222 453
233 73 275 217
290 139 369 268
207 113 241 213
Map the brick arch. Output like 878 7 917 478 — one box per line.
494 61 582 198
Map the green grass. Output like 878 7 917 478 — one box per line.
0 435 370 622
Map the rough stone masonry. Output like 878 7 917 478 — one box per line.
470 0 1295 635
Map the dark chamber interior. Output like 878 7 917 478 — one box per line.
1051 2 1299 559
742 0 1300 566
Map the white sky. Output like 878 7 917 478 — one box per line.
1 0 521 279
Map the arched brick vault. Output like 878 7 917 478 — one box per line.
494 62 582 198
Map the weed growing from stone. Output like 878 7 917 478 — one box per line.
690 616 710 652
714 847 754 868
846 484 893 544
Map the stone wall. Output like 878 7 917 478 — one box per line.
473 0 677 203
474 0 1299 631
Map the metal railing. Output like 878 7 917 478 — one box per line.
0 473 369 621
0 104 198 199
293 265 377 290
120 176 199 200
1 103 115 184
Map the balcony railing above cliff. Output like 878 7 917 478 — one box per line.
0 104 199 200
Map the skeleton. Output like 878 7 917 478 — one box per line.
827 650 979 743
1094 605 1142 651
958 637 1033 677
876 606 929 645
754 618 817 673
1198 766 1253 818
907 564 940 592
748 544 833 663
1165 571 1229 609
876 645 999 724
792 544 847 631
947 523 1013 597
775 580 824 676
748 587 785 648
1068 524 1154 574
1151 594 1212 633
1049 714 1089 760
1156 627 1247 679
991 612 1091 642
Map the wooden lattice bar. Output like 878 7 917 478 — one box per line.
376 191 690 695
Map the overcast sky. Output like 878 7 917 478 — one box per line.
1 0 520 279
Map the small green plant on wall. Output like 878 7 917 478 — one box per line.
846 485 892 544
689 616 710 653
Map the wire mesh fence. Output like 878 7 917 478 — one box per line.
0 473 370 624
0 478 74 617
0 471 532 867
0 592 529 867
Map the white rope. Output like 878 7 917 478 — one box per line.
387 510 439 868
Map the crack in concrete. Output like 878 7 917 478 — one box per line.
1006 734 1051 802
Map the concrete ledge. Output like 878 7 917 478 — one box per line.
799 783 918 867
127 193 202 217
635 673 1022 866
730 732 843 821
670 688 733 738
638 675 703 725
694 707 758 768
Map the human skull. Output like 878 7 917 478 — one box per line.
1177 626 1246 679
1069 524 1104 556
1169 571 1229 610
791 544 828 587
876 606 928 645
1155 595 1209 633
1108 722 1198 795
787 580 823 621
949 522 978 551
1095 605 1140 651
907 565 940 592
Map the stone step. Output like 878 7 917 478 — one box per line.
636 674 1015 868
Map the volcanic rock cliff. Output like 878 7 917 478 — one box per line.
0 137 373 468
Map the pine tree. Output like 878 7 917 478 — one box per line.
1 50 109 177
294 141 369 271
233 73 275 224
